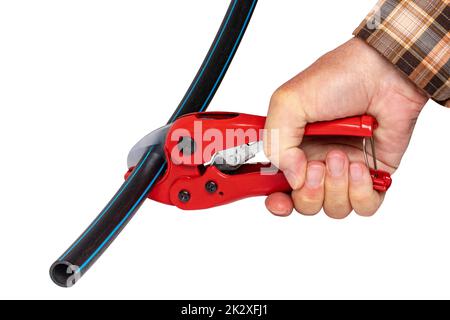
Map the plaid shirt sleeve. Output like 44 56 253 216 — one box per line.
353 0 449 106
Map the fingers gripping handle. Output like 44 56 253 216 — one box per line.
303 116 391 191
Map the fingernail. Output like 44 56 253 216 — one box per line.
327 154 345 177
350 163 363 181
284 170 300 189
306 165 324 188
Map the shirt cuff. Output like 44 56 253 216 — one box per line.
353 0 449 106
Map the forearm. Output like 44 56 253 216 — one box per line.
354 0 449 106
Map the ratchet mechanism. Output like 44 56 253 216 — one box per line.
126 112 392 210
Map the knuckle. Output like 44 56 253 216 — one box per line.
354 207 378 217
292 190 322 216
350 193 380 217
350 192 370 205
323 201 352 219
270 86 299 110
295 205 321 216
352 201 379 217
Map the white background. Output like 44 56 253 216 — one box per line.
0 0 449 300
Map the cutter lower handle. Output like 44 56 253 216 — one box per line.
162 166 391 211
166 165 290 210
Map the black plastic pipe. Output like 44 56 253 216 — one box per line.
50 0 258 287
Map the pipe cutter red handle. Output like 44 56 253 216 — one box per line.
125 112 392 210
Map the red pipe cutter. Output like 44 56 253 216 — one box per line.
126 112 392 210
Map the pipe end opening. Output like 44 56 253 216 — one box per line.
50 261 80 288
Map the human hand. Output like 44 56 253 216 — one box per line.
264 38 428 218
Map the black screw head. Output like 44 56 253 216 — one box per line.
178 190 191 203
205 181 218 194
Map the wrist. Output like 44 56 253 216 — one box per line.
350 37 429 110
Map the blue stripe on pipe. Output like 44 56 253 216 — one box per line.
59 145 156 260
78 163 167 272
199 0 257 112
76 0 257 270
59 1 239 261
168 0 239 122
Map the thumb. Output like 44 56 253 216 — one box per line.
264 87 308 190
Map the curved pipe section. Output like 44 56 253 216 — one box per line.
50 0 258 287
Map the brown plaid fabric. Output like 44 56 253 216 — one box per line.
354 0 449 106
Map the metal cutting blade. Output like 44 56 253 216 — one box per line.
127 124 172 168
